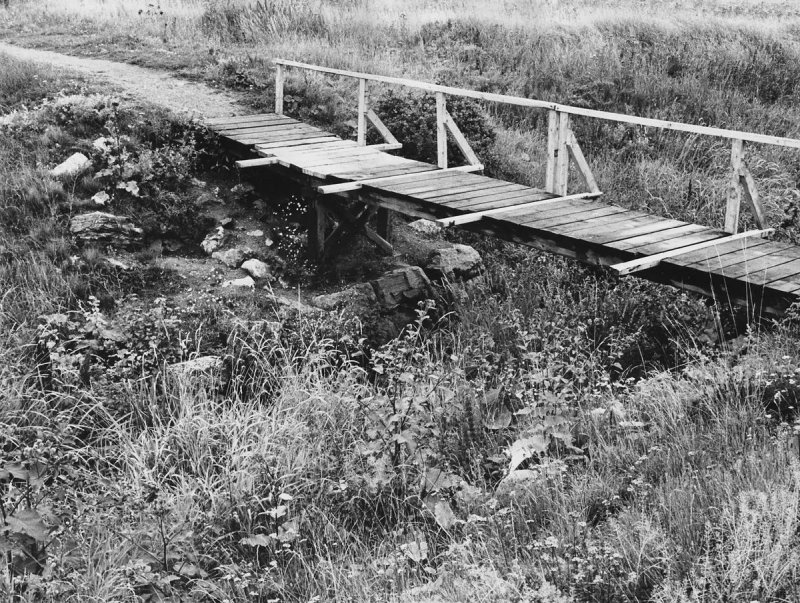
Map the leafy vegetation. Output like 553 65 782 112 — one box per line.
3 1 800 601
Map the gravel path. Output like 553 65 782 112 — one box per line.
0 42 248 119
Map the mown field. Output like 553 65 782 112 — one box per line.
3 1 800 601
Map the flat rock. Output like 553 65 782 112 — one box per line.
221 276 255 288
241 258 270 279
245 229 264 237
424 244 484 281
69 212 144 249
372 266 432 309
311 283 377 312
51 152 92 179
408 219 442 237
212 247 245 268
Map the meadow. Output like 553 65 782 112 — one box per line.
3 0 800 601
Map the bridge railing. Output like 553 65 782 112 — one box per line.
273 58 800 234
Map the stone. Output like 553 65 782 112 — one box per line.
201 226 225 254
424 244 484 281
221 276 255 288
271 293 324 316
245 229 264 237
168 355 223 376
311 283 377 312
69 212 144 249
231 183 255 197
51 152 92 179
372 266 432 309
408 219 442 237
220 217 234 228
212 248 245 268
241 258 270 279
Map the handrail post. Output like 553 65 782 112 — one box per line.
725 138 744 233
357 78 367 146
555 111 570 196
436 92 447 168
275 64 284 115
545 110 559 193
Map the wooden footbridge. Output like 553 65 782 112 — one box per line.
206 59 800 317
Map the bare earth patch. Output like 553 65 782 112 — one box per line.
0 41 247 119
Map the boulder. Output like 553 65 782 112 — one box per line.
201 226 225 254
222 276 255 289
311 283 377 312
241 258 270 280
51 152 92 179
372 266 432 309
69 212 144 249
212 248 245 268
408 219 442 237
424 244 484 281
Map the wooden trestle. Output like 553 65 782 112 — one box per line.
203 60 800 317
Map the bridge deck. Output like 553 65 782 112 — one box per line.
205 113 800 315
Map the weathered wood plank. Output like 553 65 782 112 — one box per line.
255 136 342 150
610 224 711 252
671 238 773 268
448 189 555 211
416 181 527 201
205 113 292 127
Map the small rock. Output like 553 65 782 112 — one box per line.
425 244 485 281
221 276 255 288
201 226 225 255
168 355 223 376
272 293 323 316
408 219 442 237
212 248 245 268
372 266 432 309
69 212 144 249
220 217 234 228
104 258 131 270
231 183 255 196
311 283 377 312
245 229 264 237
51 152 92 179
241 258 270 279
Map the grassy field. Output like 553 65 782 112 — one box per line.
3 1 800 601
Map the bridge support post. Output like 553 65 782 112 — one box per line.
377 207 393 243
546 110 570 194
357 78 368 146
725 139 744 233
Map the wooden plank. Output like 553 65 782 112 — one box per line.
318 165 479 194
507 199 613 226
205 113 291 127
444 110 481 166
624 229 727 256
522 205 631 231
446 187 553 210
456 191 557 213
265 140 357 154
725 139 744 233
611 229 772 276
333 164 438 181
279 146 390 166
415 180 526 201
255 136 341 150
301 155 415 177
709 241 800 278
221 125 325 139
720 251 797 281
669 237 773 268
551 212 657 239
378 172 487 196
215 120 306 134
439 193 601 226
610 223 709 251
240 130 335 144
235 157 279 169
368 142 404 152
274 59 800 150
592 218 690 245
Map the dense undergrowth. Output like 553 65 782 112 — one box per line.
3 1 800 601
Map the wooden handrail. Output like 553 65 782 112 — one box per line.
274 58 800 150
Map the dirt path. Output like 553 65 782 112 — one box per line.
0 42 248 119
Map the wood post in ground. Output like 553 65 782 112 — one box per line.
377 207 393 243
436 92 447 168
274 64 284 115
311 198 328 258
555 111 571 196
357 78 367 146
